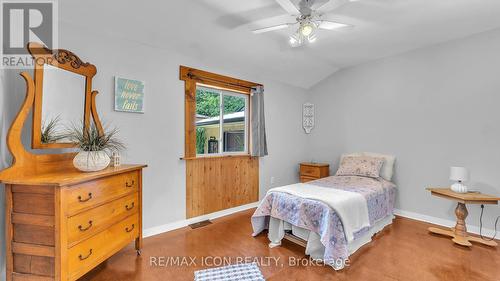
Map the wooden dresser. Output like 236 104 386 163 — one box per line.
2 164 146 281
299 162 330 183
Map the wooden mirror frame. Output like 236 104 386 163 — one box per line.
28 42 104 149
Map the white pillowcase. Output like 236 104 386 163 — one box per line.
339 152 395 181
362 152 395 181
339 153 363 165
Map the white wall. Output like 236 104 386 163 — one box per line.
0 23 310 236
0 67 8 281
309 28 500 230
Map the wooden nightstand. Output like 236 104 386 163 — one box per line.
427 187 500 247
300 163 330 183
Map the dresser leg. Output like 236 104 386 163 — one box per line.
135 237 142 256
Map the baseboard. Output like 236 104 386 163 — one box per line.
143 202 259 238
394 208 499 239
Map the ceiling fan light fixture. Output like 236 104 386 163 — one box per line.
289 21 318 47
253 0 353 47
289 33 302 47
308 34 317 43
300 23 315 36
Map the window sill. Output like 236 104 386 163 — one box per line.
180 154 252 160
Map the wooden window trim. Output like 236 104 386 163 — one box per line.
180 66 262 159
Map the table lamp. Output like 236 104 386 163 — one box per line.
450 166 469 193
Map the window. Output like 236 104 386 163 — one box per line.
180 66 261 159
195 85 248 156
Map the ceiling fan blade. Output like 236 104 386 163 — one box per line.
318 20 350 30
275 0 300 15
316 0 350 13
252 23 292 34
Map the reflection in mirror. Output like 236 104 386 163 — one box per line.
41 64 86 144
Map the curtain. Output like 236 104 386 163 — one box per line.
250 86 268 157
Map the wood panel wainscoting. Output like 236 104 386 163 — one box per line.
186 156 259 218
180 66 261 218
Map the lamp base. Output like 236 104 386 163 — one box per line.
451 182 468 193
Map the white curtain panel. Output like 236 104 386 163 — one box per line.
250 86 268 157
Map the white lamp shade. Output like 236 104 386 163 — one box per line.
450 167 469 182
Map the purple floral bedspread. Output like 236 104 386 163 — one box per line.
251 176 396 264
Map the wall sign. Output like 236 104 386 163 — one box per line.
303 102 314 134
114 77 145 113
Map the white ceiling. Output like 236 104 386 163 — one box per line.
60 0 500 89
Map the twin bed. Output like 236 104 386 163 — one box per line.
251 153 396 270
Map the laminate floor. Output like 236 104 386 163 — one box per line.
80 209 500 281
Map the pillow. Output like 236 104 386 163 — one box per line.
336 156 384 178
340 152 363 163
361 152 395 181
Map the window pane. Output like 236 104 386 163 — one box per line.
196 86 220 155
223 94 246 152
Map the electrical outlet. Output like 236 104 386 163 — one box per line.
270 177 275 185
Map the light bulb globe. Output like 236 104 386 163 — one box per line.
301 24 314 36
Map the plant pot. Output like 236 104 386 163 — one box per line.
73 151 110 172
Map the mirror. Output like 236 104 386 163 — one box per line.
28 42 103 149
40 64 86 143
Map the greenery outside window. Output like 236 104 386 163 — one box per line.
195 84 248 156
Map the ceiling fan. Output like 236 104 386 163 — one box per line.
252 0 353 47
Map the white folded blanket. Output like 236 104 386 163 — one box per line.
268 183 370 242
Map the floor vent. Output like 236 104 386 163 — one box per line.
189 220 213 229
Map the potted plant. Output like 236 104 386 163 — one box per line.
41 116 66 144
68 123 125 172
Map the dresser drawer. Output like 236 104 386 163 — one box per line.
68 213 139 280
67 192 139 246
64 171 139 216
300 176 318 183
300 165 321 178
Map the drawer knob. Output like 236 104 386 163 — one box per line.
78 220 93 231
125 180 135 187
78 249 93 261
125 202 135 211
125 224 135 233
77 193 93 203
